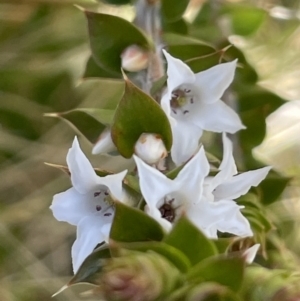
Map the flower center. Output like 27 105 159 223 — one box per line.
93 188 113 212
170 88 194 116
159 203 175 222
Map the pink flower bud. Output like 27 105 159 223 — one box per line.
121 45 149 72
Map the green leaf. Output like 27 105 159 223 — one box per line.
163 216 218 266
221 4 266 36
113 241 191 272
187 255 245 292
124 173 141 193
186 51 223 73
259 170 290 205
45 108 114 144
164 33 215 62
85 11 152 74
163 18 188 35
110 201 164 242
186 282 242 301
102 0 131 4
111 77 172 158
83 56 122 79
68 246 111 285
76 78 124 110
161 0 189 22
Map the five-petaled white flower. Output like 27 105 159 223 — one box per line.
133 145 252 238
161 50 245 166
50 137 127 273
202 133 272 237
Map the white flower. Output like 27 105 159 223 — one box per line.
50 137 127 273
202 133 272 237
161 50 245 166
134 133 167 166
133 146 251 238
92 127 116 155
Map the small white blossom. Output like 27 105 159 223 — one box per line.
121 45 149 72
92 127 116 155
161 50 245 166
134 133 167 167
202 133 271 237
50 137 127 273
134 146 250 238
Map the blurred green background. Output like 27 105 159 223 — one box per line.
1 0 300 300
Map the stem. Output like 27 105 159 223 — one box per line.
134 0 164 95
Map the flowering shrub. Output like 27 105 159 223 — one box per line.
47 1 300 300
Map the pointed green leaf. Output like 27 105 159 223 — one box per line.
112 241 191 272
68 246 111 285
83 56 122 79
259 171 290 205
163 216 218 266
46 108 114 144
111 77 172 158
162 0 189 22
110 202 164 242
163 18 188 35
85 11 152 74
77 78 124 110
187 256 245 292
221 4 266 36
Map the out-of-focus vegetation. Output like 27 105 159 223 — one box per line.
1 0 300 300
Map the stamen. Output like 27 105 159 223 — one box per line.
94 192 101 197
104 191 109 196
172 109 177 114
190 98 194 104
184 89 191 93
96 205 102 211
104 213 112 216
183 110 189 114
168 198 175 204
159 203 175 222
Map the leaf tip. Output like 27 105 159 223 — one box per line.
73 4 85 12
121 69 129 81
44 112 59 118
52 284 68 298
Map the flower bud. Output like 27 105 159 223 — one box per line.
97 251 180 301
134 133 167 165
121 45 149 72
92 128 116 155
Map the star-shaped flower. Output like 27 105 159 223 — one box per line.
133 146 251 238
161 50 245 166
50 137 127 273
202 133 271 237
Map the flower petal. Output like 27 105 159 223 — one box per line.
187 200 252 238
67 137 99 194
163 50 195 94
176 146 209 203
190 100 245 133
133 155 177 208
96 170 128 202
243 244 260 264
214 166 272 200
50 187 96 226
171 119 203 166
211 133 237 189
71 210 113 273
193 60 237 104
92 128 116 155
